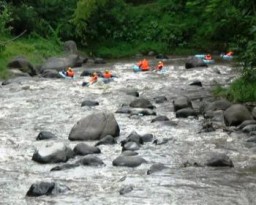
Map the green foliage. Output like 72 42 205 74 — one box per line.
0 2 12 36
0 36 62 79
88 41 167 58
213 78 256 103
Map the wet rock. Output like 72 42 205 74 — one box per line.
95 135 117 146
246 136 256 143
123 131 143 145
8 56 37 76
147 163 169 175
130 109 156 116
206 153 234 167
126 90 139 97
173 96 192 112
122 141 140 151
36 131 57 140
77 155 104 166
202 99 231 115
73 143 101 156
41 69 62 78
113 155 147 167
26 181 70 197
2 80 11 86
94 58 106 64
63 40 78 54
141 134 154 143
176 107 198 118
81 100 99 107
185 56 207 69
153 138 172 145
238 120 256 130
50 163 79 171
40 54 79 71
252 107 256 119
224 104 253 126
200 120 215 133
156 54 168 59
119 185 134 195
129 98 155 109
32 143 74 164
153 96 168 104
242 124 256 133
69 112 120 141
116 106 132 114
151 116 169 123
121 150 138 156
189 80 202 87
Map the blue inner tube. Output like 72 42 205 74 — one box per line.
203 59 215 64
195 54 206 59
222 55 233 60
133 65 141 72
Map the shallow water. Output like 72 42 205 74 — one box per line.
1 58 256 205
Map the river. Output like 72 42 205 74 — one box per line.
0 57 256 205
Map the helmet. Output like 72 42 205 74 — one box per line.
105 70 109 73
68 67 72 71
159 61 162 64
93 72 97 76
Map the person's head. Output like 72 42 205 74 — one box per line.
105 70 109 73
159 61 162 64
93 72 97 76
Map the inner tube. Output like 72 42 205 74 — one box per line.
132 65 141 72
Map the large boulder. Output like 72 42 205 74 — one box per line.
32 143 74 164
203 99 232 116
205 153 234 167
73 143 101 155
129 98 154 109
40 69 63 78
185 56 208 69
63 40 78 54
176 107 198 118
224 104 253 126
68 112 120 141
173 96 192 112
40 54 79 71
26 181 70 197
7 56 37 76
112 155 147 167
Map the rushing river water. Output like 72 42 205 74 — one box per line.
1 57 256 205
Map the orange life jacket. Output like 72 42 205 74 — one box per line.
103 72 112 78
141 59 149 71
66 70 74 77
137 61 142 68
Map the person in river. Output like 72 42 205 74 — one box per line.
82 72 98 87
204 54 212 60
156 61 164 71
103 70 112 79
66 67 75 78
140 59 150 71
226 51 234 56
60 67 75 78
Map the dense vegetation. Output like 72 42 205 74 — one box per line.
1 0 256 102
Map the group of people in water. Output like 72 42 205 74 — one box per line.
135 59 164 72
61 67 114 87
61 59 165 87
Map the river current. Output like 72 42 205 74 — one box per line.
0 58 256 205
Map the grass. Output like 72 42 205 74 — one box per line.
212 77 256 103
0 35 62 79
